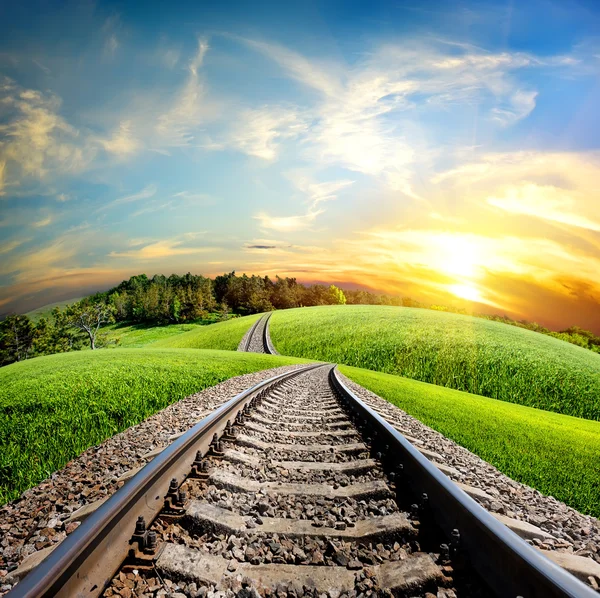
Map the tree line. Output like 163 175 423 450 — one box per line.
1 270 599 367
0 272 349 366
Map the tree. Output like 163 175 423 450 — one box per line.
65 301 115 350
0 315 36 365
328 285 347 305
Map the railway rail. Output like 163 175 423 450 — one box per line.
7 359 597 597
238 313 278 355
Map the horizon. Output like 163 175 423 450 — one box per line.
1 0 600 332
8 269 597 335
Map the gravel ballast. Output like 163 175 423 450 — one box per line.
340 373 600 571
0 364 307 595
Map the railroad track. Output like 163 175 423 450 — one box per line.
238 313 278 355
7 364 595 597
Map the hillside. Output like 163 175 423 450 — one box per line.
151 313 263 350
342 366 600 517
0 349 307 504
270 305 600 420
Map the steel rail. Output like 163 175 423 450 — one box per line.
263 312 278 355
329 366 596 598
243 315 263 352
10 363 325 598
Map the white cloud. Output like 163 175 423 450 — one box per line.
155 38 209 147
229 107 307 160
487 183 600 231
116 183 157 204
234 36 577 199
100 183 157 212
491 90 538 126
239 37 341 97
131 201 175 218
99 120 140 156
109 238 216 259
32 215 53 228
287 172 354 209
0 78 95 190
254 208 324 232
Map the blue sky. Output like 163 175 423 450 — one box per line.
1 0 600 330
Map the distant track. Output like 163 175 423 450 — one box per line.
238 313 277 354
8 364 595 597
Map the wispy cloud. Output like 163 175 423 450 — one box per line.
103 183 158 210
160 47 180 69
98 120 140 156
229 107 307 160
432 151 600 237
254 208 324 232
238 37 341 97
491 90 538 126
104 33 119 58
131 200 175 218
487 183 600 231
0 237 31 255
234 36 579 199
102 16 121 59
32 215 53 228
0 237 79 279
0 77 95 191
32 59 51 75
109 238 216 259
0 159 5 196
154 38 210 147
287 173 354 209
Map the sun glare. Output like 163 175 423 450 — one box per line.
449 283 483 302
439 237 479 278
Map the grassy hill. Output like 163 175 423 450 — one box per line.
0 349 307 504
101 321 205 348
270 305 600 421
342 366 600 517
151 313 263 350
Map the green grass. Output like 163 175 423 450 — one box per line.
25 297 84 322
151 313 263 350
0 349 307 504
271 306 600 420
341 365 600 518
102 321 204 348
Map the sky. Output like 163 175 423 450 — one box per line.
1 0 600 332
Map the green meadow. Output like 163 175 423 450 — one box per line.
270 305 600 420
0 349 306 504
4 304 600 519
341 366 600 517
151 313 263 350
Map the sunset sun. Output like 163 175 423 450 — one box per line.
449 283 484 303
